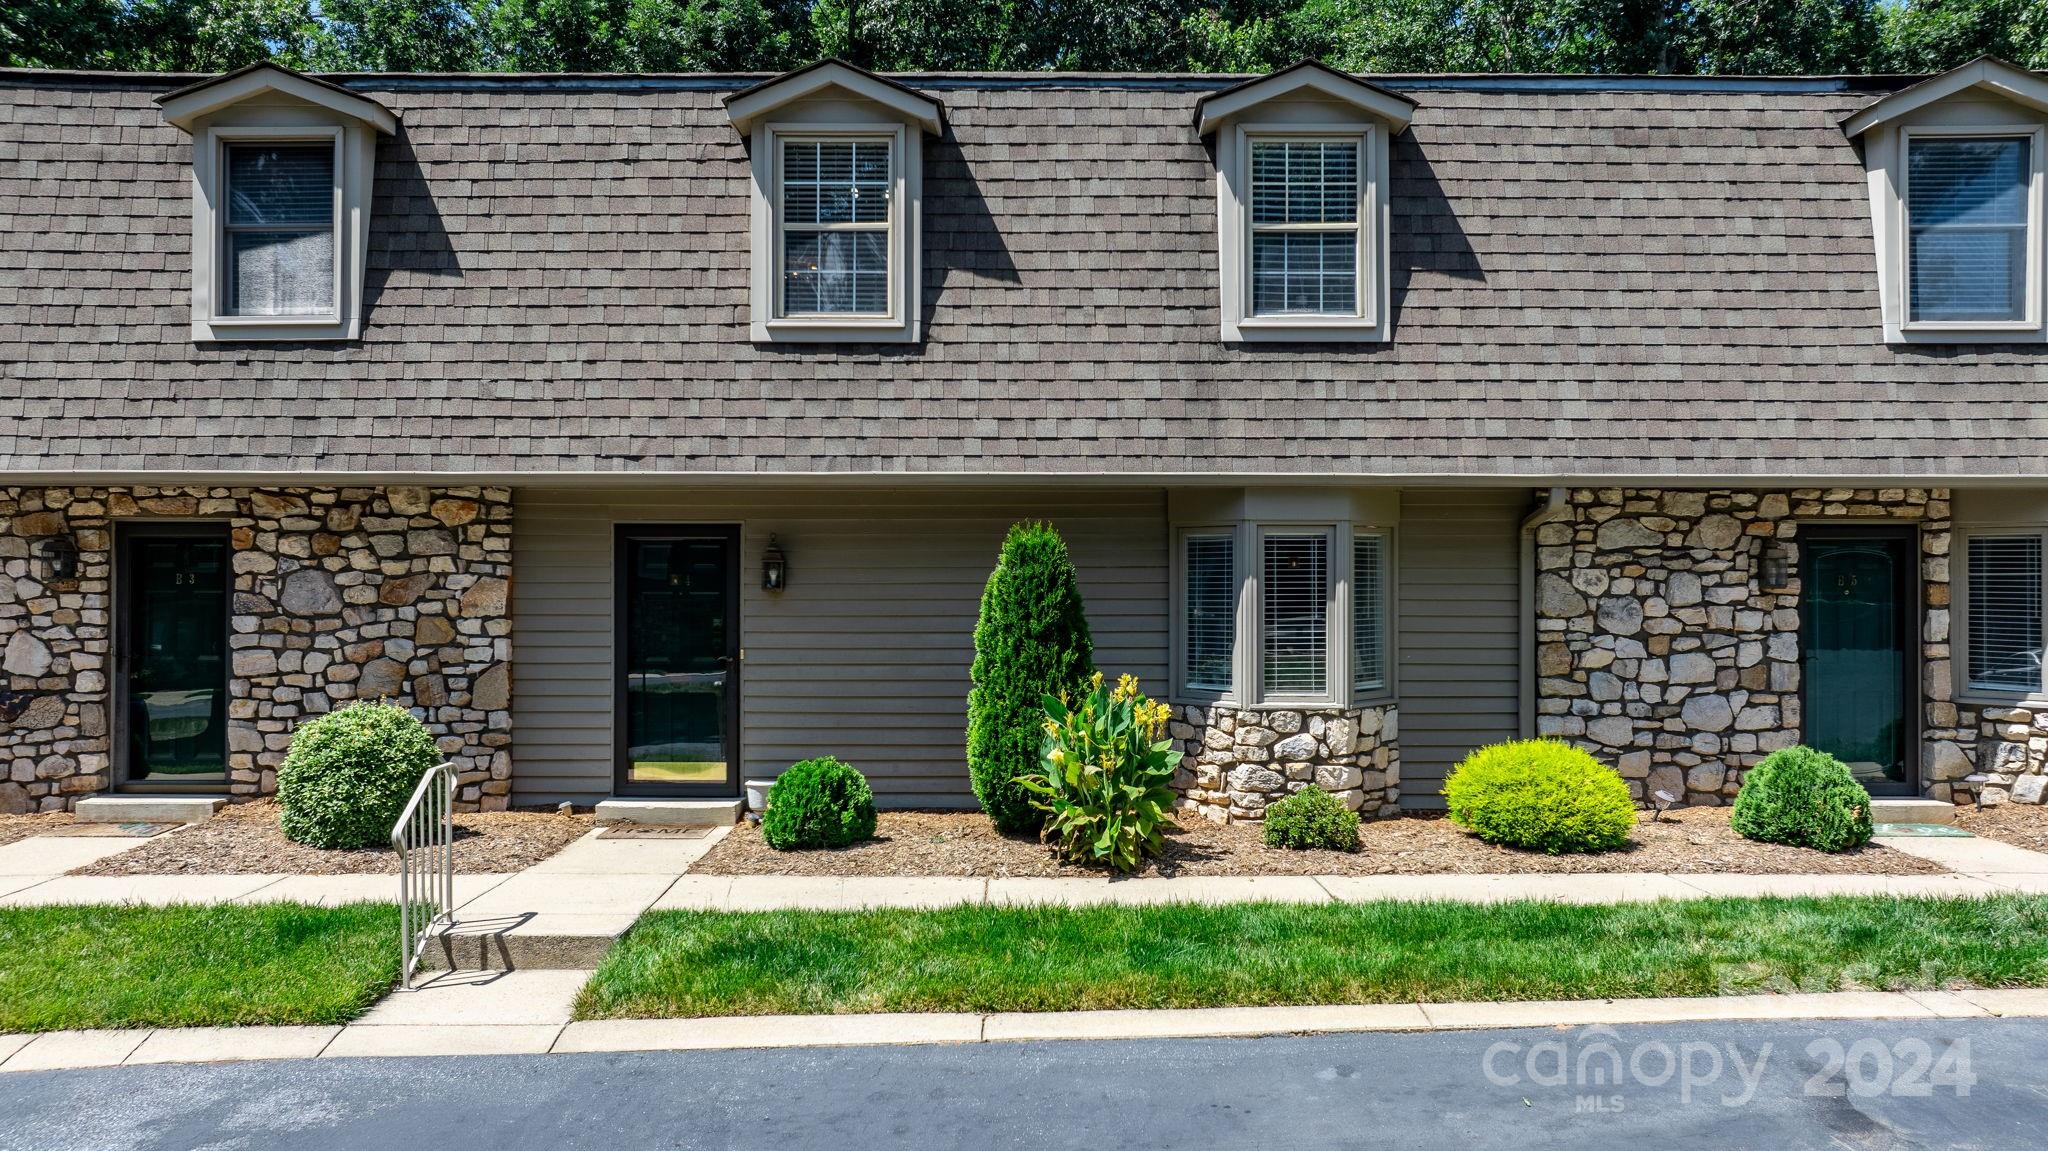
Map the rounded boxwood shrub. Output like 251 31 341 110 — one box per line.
1263 788 1361 852
1443 739 1636 854
277 701 442 850
967 521 1096 835
762 756 878 851
1730 745 1874 853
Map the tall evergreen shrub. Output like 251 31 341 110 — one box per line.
968 521 1096 834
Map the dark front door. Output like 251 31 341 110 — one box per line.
614 526 741 796
117 524 230 785
1802 528 1916 796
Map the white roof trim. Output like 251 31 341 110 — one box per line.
157 63 398 134
1196 62 1416 136
1842 56 2048 138
725 61 943 135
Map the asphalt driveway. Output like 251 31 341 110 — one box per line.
2 1018 2038 1150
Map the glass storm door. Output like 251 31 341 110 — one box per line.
119 526 229 784
615 526 740 795
1802 532 1914 796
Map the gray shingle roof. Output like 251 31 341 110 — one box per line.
0 70 2043 480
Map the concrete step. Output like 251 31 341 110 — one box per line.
422 924 620 972
74 795 226 824
1871 798 1959 826
594 798 743 827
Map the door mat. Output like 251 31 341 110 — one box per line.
46 822 178 838
599 825 713 840
1873 823 1975 837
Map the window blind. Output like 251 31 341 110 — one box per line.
1249 140 1359 318
1184 535 1235 693
223 143 334 316
1353 533 1387 693
1262 533 1328 697
781 139 890 315
1969 535 2044 693
1908 137 2030 323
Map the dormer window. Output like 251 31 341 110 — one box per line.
157 63 396 342
1249 138 1363 317
1195 61 1414 343
1906 134 2031 323
1840 57 2048 344
726 60 942 344
778 136 895 317
222 140 339 318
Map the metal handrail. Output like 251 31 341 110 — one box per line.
393 761 457 990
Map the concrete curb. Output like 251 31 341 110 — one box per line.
7 988 2047 1073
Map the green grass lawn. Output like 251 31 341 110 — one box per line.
0 903 399 1033
576 896 2048 1019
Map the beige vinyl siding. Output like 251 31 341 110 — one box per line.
1396 489 1524 809
513 486 1168 806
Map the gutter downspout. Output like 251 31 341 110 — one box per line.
1518 487 1571 737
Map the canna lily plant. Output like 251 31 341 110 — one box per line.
1017 672 1182 874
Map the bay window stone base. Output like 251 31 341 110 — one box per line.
1536 486 1958 806
0 485 512 814
1169 703 1399 823
1929 705 2048 807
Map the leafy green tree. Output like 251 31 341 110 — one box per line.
624 0 813 70
2 0 124 68
1878 0 2048 71
313 0 487 71
480 0 633 70
967 521 1095 835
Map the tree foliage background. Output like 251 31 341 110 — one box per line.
3 0 2043 74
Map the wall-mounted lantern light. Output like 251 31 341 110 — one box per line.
1759 540 1791 591
762 535 788 592
34 535 77 582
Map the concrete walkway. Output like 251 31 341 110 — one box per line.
7 977 2048 1072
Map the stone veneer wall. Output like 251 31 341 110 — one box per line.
1535 487 1951 805
0 485 512 813
1170 703 1398 822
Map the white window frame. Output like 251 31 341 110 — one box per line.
749 121 918 343
1954 526 2048 705
1219 122 1389 343
1897 125 2046 338
191 124 361 341
204 127 344 330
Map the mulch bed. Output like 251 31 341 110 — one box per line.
0 811 75 848
71 799 592 876
690 807 1944 878
1952 803 2048 854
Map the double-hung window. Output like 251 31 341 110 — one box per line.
1907 135 2035 324
1249 139 1361 318
1261 531 1331 700
778 137 893 317
220 141 339 318
1965 533 2046 696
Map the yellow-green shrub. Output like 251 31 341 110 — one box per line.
1443 739 1635 854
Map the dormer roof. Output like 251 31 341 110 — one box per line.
155 62 398 134
724 59 944 135
1194 59 1417 136
1840 55 2048 138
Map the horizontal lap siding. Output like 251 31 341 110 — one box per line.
513 487 1168 806
1397 490 1526 810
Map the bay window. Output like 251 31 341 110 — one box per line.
1173 509 1392 707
